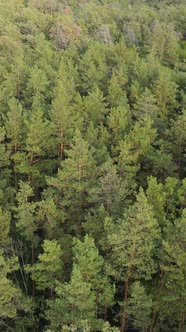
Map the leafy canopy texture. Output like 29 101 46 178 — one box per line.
0 0 185 331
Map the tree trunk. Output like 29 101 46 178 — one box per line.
32 243 35 299
150 311 156 332
150 270 165 332
121 274 130 332
59 142 64 160
178 313 184 332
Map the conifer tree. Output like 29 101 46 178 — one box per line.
146 176 166 227
5 98 23 154
151 209 186 331
133 88 158 122
0 251 20 321
128 281 153 331
0 0 185 330
118 116 156 189
50 57 78 160
106 189 160 332
153 67 178 120
27 239 63 295
15 181 37 298
0 208 10 245
73 235 114 318
83 84 107 125
98 158 129 218
48 130 97 236
46 266 97 330
15 181 37 242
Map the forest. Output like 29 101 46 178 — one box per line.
0 0 186 331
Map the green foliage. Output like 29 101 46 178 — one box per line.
157 209 186 330
15 181 37 241
146 176 166 226
105 188 160 331
46 266 97 330
27 239 63 291
0 208 11 245
5 98 24 151
128 281 153 331
25 96 53 158
48 130 97 235
0 251 19 319
97 158 129 217
73 235 115 315
106 188 160 280
0 0 185 330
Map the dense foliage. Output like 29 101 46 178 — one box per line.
0 0 185 331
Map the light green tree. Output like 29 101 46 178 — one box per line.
26 65 49 105
118 116 157 189
133 88 158 122
5 98 23 154
50 57 78 160
153 67 178 120
150 20 179 66
73 235 115 318
83 84 107 125
0 251 19 320
27 239 63 295
46 266 97 330
128 281 153 332
146 176 166 227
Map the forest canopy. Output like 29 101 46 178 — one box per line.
0 0 186 331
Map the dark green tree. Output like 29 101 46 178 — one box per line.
106 189 160 332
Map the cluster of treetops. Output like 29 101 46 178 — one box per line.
0 0 185 331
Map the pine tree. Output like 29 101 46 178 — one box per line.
97 158 129 218
47 130 97 236
133 87 158 122
27 239 63 295
0 208 10 245
83 84 107 125
146 176 166 227
50 58 77 160
0 250 20 320
26 65 49 105
23 95 53 185
107 101 131 146
168 110 186 178
107 67 128 107
25 95 53 164
15 181 37 242
106 189 160 332
46 266 97 330
152 209 186 331
15 181 37 298
5 98 24 189
150 20 179 66
118 116 156 189
128 281 153 331
153 67 178 120
73 235 114 318
5 98 23 154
